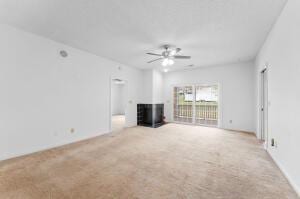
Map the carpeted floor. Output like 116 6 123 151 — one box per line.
0 124 298 199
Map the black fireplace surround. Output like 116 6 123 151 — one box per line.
137 104 164 128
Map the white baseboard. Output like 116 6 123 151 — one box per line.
267 149 300 197
0 131 110 162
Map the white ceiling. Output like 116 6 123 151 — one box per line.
0 0 287 71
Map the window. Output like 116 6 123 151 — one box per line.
173 86 193 123
173 85 219 126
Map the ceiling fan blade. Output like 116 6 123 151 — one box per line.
147 57 163 63
146 52 162 56
174 55 191 59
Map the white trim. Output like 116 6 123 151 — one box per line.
109 76 129 132
0 131 109 161
171 83 222 128
109 76 112 132
192 85 196 124
172 121 220 129
217 83 223 128
171 121 255 134
267 149 300 197
258 65 269 142
260 67 269 148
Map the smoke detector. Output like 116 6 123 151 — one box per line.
60 50 68 58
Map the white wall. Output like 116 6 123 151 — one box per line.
111 83 125 115
0 24 142 161
141 70 153 104
141 69 164 104
255 0 300 195
152 69 164 104
163 61 255 132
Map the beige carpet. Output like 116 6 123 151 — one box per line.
0 124 298 199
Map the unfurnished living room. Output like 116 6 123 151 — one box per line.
0 0 300 198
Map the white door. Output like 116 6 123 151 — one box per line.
173 86 194 123
173 85 219 126
195 85 219 126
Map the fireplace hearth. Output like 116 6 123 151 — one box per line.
137 104 164 128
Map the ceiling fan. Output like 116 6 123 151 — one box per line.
147 45 191 66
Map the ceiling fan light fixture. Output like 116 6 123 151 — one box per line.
162 58 174 66
147 46 190 66
162 58 169 66
170 50 176 56
168 59 174 65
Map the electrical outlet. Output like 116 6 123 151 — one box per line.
70 128 75 133
229 120 232 124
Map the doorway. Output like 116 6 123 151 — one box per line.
173 85 219 127
260 69 268 146
111 78 126 132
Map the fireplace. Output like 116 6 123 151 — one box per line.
137 104 164 128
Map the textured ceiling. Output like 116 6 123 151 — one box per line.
0 0 287 71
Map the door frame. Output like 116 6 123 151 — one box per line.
260 68 268 147
171 83 222 128
109 76 128 132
